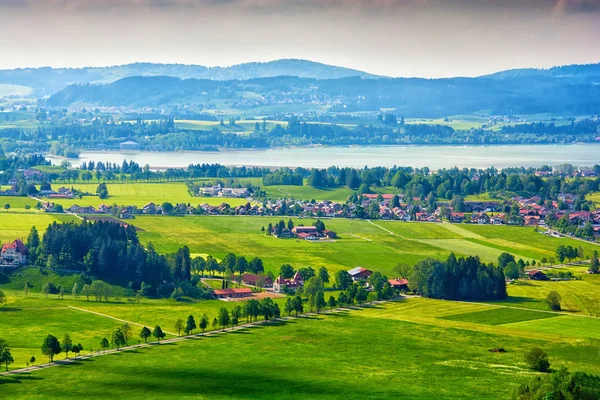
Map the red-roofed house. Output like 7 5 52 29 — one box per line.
213 288 253 299
388 278 409 290
273 272 304 293
1 239 28 266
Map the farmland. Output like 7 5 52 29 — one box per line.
2 296 600 399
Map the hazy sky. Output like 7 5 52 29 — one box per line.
0 0 599 77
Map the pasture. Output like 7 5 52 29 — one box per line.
2 297 600 399
0 213 77 245
33 182 248 208
262 185 395 201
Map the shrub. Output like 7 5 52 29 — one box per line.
524 347 550 372
546 290 562 311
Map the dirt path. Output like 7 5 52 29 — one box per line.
0 300 390 378
67 305 177 336
367 220 396 235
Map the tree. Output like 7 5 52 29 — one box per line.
503 261 520 280
514 367 600 399
185 315 196 335
42 282 52 299
29 356 36 368
546 290 562 311
111 328 126 350
199 314 209 335
315 291 326 314
231 305 242 326
0 339 14 371
292 295 303 316
96 183 109 199
4 204 10 212
41 334 62 362
121 323 131 344
62 334 73 358
0 290 5 305
174 319 184 337
212 318 218 330
318 266 330 283
81 284 91 301
328 295 337 311
284 297 294 316
393 263 411 279
152 326 165 343
589 251 599 274
72 344 82 358
338 292 348 307
218 307 230 331
497 252 516 269
71 282 79 299
100 337 110 352
140 326 151 343
335 270 353 290
524 347 550 372
279 264 295 279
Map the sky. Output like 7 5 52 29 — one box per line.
0 0 599 78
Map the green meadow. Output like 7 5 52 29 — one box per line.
2 297 600 399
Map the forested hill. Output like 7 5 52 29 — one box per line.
0 59 381 95
47 74 600 118
486 63 600 79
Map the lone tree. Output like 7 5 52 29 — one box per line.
29 356 36 368
546 291 562 311
174 319 184 337
199 314 209 335
73 344 82 358
121 323 131 345
100 337 110 353
111 328 126 350
525 347 550 372
140 326 151 343
218 307 230 331
62 334 73 358
42 282 52 299
328 295 337 311
152 326 165 343
185 315 196 335
41 334 62 363
0 339 14 371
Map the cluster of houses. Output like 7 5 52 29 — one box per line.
198 185 249 198
272 225 338 241
0 239 28 266
39 187 76 199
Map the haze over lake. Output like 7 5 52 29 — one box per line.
49 144 600 170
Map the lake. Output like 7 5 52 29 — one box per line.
48 144 600 170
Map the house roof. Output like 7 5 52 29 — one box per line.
348 267 372 277
388 278 409 287
1 239 28 255
213 288 253 296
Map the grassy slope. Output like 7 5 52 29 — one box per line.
0 213 77 244
2 299 600 399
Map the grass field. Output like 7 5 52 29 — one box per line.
175 119 287 132
2 297 600 399
31 183 248 208
263 185 395 201
0 213 77 245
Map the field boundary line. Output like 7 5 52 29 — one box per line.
67 305 178 336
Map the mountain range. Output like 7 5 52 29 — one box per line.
0 59 382 95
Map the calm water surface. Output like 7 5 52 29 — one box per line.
48 144 600 169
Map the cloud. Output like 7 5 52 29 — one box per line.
554 0 600 13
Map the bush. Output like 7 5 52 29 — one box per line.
546 290 562 311
524 347 550 372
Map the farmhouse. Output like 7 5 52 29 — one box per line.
242 273 273 287
213 288 253 299
291 226 337 240
388 278 409 290
0 239 28 266
273 271 304 293
526 270 549 281
348 267 372 281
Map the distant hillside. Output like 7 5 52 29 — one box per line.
487 63 600 79
47 74 600 118
0 59 382 95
